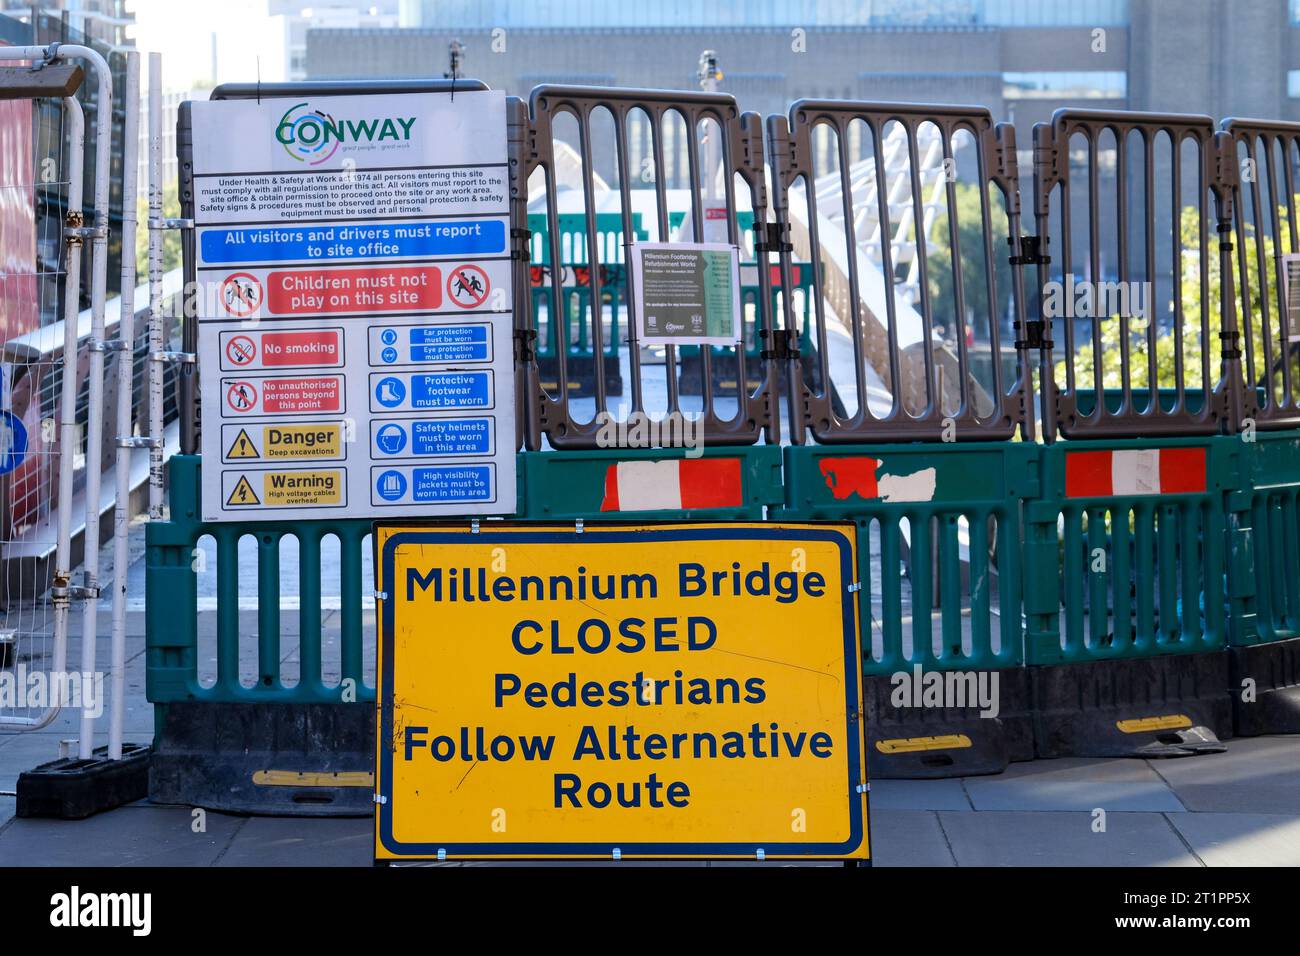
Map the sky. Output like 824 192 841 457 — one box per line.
129 0 268 90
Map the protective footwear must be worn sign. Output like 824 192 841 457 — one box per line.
191 91 515 521
374 522 869 861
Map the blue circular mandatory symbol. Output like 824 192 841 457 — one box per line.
380 328 398 346
375 469 407 501
381 346 399 364
374 376 406 408
0 410 28 476
375 423 407 455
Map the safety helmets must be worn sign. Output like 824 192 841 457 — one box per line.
190 90 515 522
374 522 869 861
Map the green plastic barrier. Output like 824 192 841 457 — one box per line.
145 456 377 705
517 445 783 522
1228 428 1300 647
1023 436 1236 667
776 442 1039 676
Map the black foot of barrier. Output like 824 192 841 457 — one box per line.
150 702 374 816
536 355 623 398
1231 637 1300 735
863 669 1034 778
1030 651 1232 758
16 743 150 819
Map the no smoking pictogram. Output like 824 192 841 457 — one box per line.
447 264 490 308
226 380 258 413
222 272 263 317
226 335 257 366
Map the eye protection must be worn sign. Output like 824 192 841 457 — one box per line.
189 90 515 522
374 522 869 861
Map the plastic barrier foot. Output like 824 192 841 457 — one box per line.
1231 636 1300 735
535 354 623 398
16 744 150 819
1030 651 1232 758
149 701 374 816
863 669 1033 778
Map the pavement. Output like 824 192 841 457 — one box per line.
0 520 1298 866
2 733 1299 865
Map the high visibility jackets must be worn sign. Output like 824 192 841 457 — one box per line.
374 522 869 861
190 91 516 521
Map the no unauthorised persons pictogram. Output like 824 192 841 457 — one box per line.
226 381 258 413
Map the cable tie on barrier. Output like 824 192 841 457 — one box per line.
575 518 585 534
372 794 387 805
374 590 388 601
1015 319 1051 351
117 436 159 449
1220 330 1242 361
513 328 537 363
760 328 800 362
471 518 480 534
437 849 446 861
510 226 531 261
1220 241 1234 253
1008 235 1050 266
756 849 766 861
847 581 862 593
753 222 792 255
612 848 622 861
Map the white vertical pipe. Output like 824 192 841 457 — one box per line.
43 97 85 731
147 52 164 520
109 52 140 760
76 46 114 761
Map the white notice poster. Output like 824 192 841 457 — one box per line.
190 91 516 522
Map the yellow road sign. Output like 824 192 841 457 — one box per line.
374 522 868 861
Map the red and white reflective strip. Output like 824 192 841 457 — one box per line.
600 458 743 512
1064 447 1207 498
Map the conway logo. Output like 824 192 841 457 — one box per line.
275 102 416 164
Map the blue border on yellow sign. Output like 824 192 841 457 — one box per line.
376 524 864 859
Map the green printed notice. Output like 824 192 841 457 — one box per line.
632 242 740 345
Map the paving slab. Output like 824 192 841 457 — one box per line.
0 733 77 789
938 811 1200 867
1147 736 1300 813
215 815 371 867
870 779 972 812
963 756 1186 812
868 809 956 866
0 803 242 866
1166 812 1300 866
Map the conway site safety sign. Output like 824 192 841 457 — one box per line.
374 523 869 861
191 91 515 521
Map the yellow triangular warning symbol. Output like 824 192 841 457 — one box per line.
226 475 260 506
226 428 260 460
